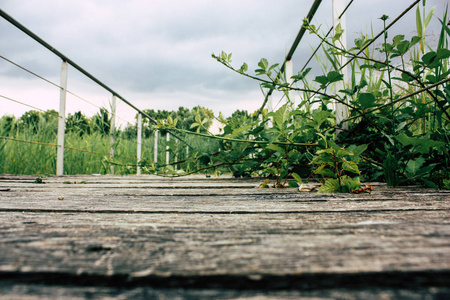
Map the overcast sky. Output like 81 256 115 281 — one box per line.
1 0 448 125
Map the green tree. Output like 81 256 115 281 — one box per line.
66 111 90 136
141 106 213 134
91 108 110 136
19 110 41 133
0 115 17 135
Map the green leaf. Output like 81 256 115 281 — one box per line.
392 34 405 47
292 68 311 81
408 164 435 180
239 62 248 73
327 71 343 83
266 144 285 155
318 178 340 193
328 140 342 153
333 23 344 41
339 88 356 96
258 58 268 70
410 36 421 47
416 5 423 38
273 104 291 126
396 40 410 54
360 64 376 69
424 7 436 27
347 144 368 161
223 125 232 135
255 69 266 76
291 172 302 184
436 48 450 60
422 51 437 65
312 110 332 125
221 51 228 61
336 149 352 158
383 153 398 187
314 75 329 88
341 175 361 193
426 74 437 83
374 62 386 70
395 134 446 153
406 157 425 176
261 82 276 89
288 181 299 188
358 93 379 108
342 161 361 175
258 179 270 188
269 63 279 72
315 167 337 179
230 124 252 137
400 72 416 82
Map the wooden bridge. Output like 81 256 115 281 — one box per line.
0 174 449 299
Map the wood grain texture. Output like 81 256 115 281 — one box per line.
0 175 449 298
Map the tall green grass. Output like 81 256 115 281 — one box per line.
0 114 219 175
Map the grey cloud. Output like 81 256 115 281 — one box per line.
1 0 448 117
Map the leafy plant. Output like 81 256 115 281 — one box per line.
310 141 367 193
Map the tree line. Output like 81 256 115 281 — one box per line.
0 106 250 139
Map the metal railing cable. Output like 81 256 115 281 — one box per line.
0 8 192 149
254 0 322 119
302 0 422 104
340 0 420 70
268 0 355 114
0 135 139 161
0 93 142 162
0 54 61 89
0 54 134 127
1 9 161 127
300 0 355 72
0 94 61 117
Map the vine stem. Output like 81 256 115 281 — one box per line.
157 126 318 147
212 55 384 132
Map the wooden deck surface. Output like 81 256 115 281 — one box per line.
0 174 449 299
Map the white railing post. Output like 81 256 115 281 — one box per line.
174 138 178 170
109 95 116 174
166 132 170 165
333 0 349 133
137 113 142 175
267 94 273 128
154 130 159 163
185 145 189 169
56 61 68 176
285 60 294 104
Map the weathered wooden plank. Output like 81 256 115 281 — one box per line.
0 174 449 298
1 283 448 300
0 187 448 213
1 209 449 276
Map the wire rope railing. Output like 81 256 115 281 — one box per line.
299 0 423 129
0 54 142 168
300 0 355 72
0 94 60 117
0 8 190 176
254 0 323 119
0 53 136 128
263 0 357 114
261 0 434 136
0 92 143 164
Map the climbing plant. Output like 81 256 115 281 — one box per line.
148 3 449 191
